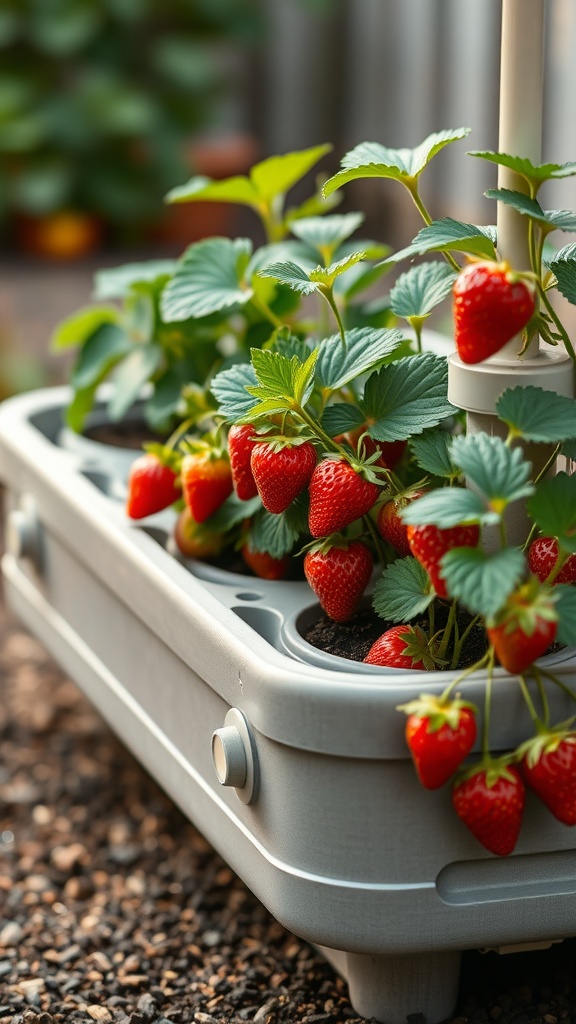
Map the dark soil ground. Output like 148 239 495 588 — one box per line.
1 538 576 1023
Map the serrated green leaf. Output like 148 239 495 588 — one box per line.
485 188 576 233
289 212 365 254
321 403 366 437
50 305 120 351
469 150 576 188
107 345 163 423
441 547 526 619
316 327 404 391
546 244 576 304
249 348 298 400
400 487 489 528
249 505 302 558
165 173 261 207
210 362 258 422
386 218 497 264
450 434 534 509
309 251 366 287
292 348 318 405
527 473 576 552
259 260 318 295
161 238 253 322
248 240 317 278
70 323 132 391
323 128 471 197
390 262 456 320
93 260 177 300
207 493 262 533
250 144 332 203
556 585 576 647
409 427 459 479
270 330 313 363
372 557 434 622
496 385 576 443
361 353 455 441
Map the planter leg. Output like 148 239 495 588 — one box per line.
318 945 461 1024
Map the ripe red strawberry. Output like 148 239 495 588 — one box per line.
453 260 536 364
126 452 181 520
487 581 558 674
364 624 434 670
251 440 316 514
338 426 407 470
308 459 381 538
181 449 233 523
303 540 373 622
241 543 291 580
452 760 525 856
520 730 576 825
228 425 260 500
397 694 477 789
377 488 428 557
173 507 225 560
406 522 480 598
528 536 576 585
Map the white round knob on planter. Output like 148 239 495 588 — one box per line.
211 708 258 805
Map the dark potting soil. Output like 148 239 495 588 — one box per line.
303 605 490 668
2 611 576 1024
84 422 168 451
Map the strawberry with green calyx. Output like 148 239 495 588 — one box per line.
406 522 480 599
528 536 576 586
517 727 576 825
453 260 536 364
303 536 373 622
126 445 182 520
336 425 407 471
180 439 233 524
452 757 526 856
228 424 260 501
377 487 428 557
308 457 382 539
173 507 226 560
487 580 559 675
364 624 436 670
251 437 317 514
397 693 478 789
241 541 291 580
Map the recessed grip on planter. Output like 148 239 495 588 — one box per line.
212 708 258 805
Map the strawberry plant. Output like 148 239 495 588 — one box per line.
60 127 576 855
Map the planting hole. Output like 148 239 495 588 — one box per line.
235 591 262 601
232 606 282 647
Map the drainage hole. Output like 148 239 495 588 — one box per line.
235 591 263 601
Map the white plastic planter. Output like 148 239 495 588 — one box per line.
1 386 576 1024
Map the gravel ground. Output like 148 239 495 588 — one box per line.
1 590 576 1024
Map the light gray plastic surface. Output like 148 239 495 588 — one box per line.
1 387 575 1024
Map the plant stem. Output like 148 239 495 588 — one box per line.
538 666 576 705
436 599 457 663
251 294 284 329
481 649 496 759
533 442 562 488
532 666 551 728
405 181 461 273
517 673 544 730
321 287 347 348
439 649 490 703
363 512 387 566
451 614 482 669
536 280 576 365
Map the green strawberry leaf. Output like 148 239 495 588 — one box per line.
144 367 186 431
270 330 313 363
289 212 365 254
441 546 526 619
107 345 163 423
390 262 457 320
249 505 301 558
450 434 534 509
316 327 404 391
259 260 318 295
555 585 576 647
322 128 471 197
249 348 301 402
400 487 491 529
249 144 332 203
386 219 497 264
65 384 100 434
372 556 434 622
248 240 317 277
70 323 132 391
292 348 319 406
361 353 455 441
409 427 460 479
546 244 576 304
165 173 261 208
469 151 576 190
496 385 576 443
50 305 120 351
485 189 576 233
161 238 253 322
309 251 366 287
210 362 259 422
527 473 576 553
93 260 177 300
206 492 262 533
321 403 366 437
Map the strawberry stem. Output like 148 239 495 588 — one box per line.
537 666 576 706
481 648 496 759
363 512 386 566
439 649 490 704
451 613 482 669
320 285 347 348
532 666 551 728
517 673 545 731
436 599 457 663
405 181 461 274
535 280 576 365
